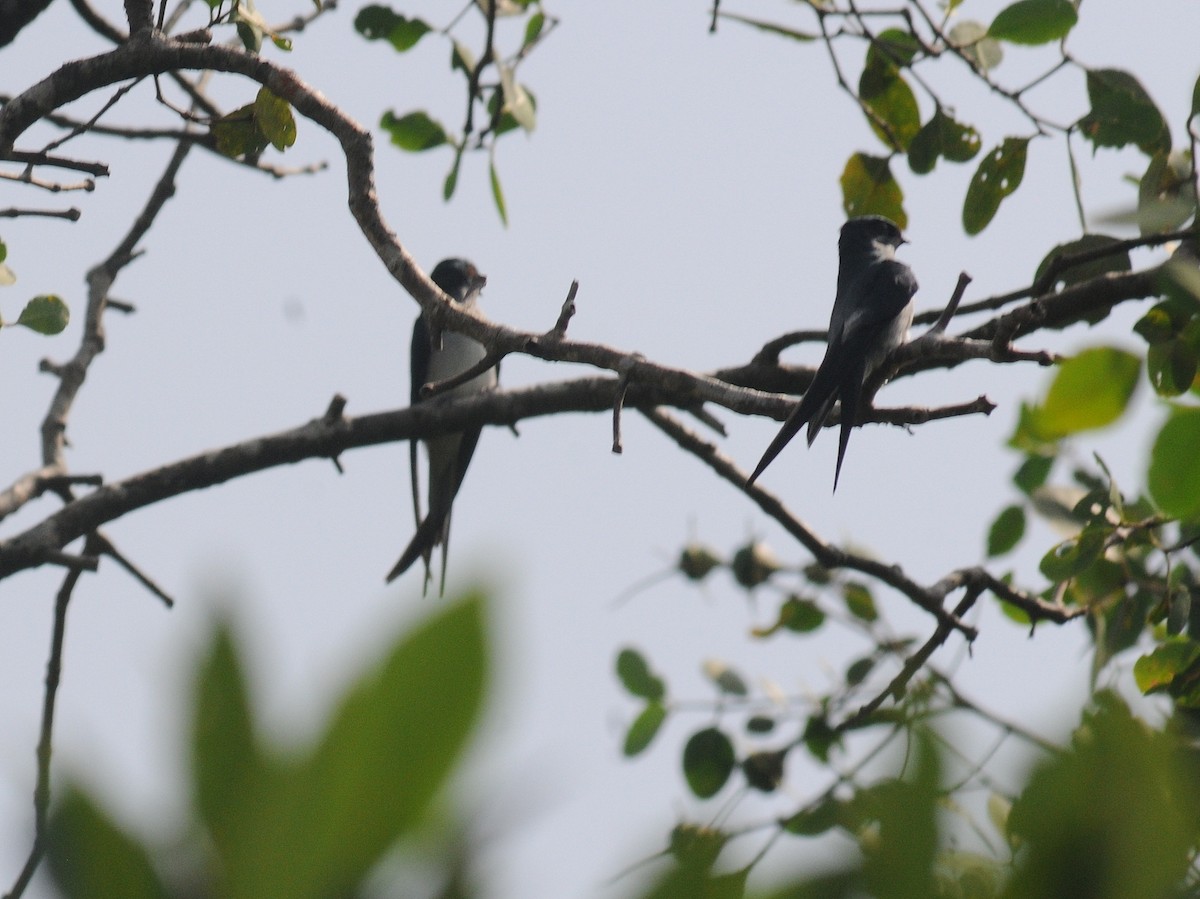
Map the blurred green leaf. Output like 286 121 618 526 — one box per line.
846 656 875 686
752 595 826 637
743 748 787 792
616 647 666 701
703 659 749 696
254 88 296 151
47 788 169 899
908 108 981 174
682 727 735 799
624 702 667 756
353 5 431 51
212 103 267 158
1149 407 1200 520
1078 68 1169 156
860 57 920 152
948 20 1002 70
490 158 508 226
784 796 843 836
498 64 536 132
1013 454 1054 494
1147 338 1198 396
1039 521 1110 583
963 137 1029 235
380 110 449 151
1133 638 1200 695
443 145 464 200
1033 234 1131 291
988 0 1077 45
1035 347 1140 437
862 732 939 899
843 582 878 622
523 11 545 47
230 594 489 899
1006 693 1200 899
867 28 921 69
841 152 906 227
17 294 69 334
1138 150 1198 234
987 504 1026 556
192 625 264 863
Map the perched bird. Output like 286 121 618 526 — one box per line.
386 258 498 592
748 215 918 491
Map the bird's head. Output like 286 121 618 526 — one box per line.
839 216 907 255
431 258 487 304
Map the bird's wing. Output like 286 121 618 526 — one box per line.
838 260 917 344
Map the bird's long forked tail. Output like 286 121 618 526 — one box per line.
385 507 450 590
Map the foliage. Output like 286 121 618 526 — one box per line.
46 593 489 898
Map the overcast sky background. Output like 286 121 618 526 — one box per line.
1 1 1198 896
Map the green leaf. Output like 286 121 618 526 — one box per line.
1007 694 1200 897
752 595 826 638
1013 454 1054 494
784 796 842 836
908 109 981 174
1078 68 1169 156
1147 339 1198 396
490 158 508 226
742 749 787 792
380 110 448 152
498 64 536 132
715 11 817 42
846 656 875 686
746 715 775 734
1138 150 1198 235
212 103 268 158
238 594 489 899
616 647 666 701
962 137 1029 235
1036 347 1140 437
703 660 749 696
192 625 264 862
841 153 906 227
862 732 939 899
1033 234 1132 291
1134 639 1200 695
17 294 69 334
522 10 545 47
843 582 878 622
0 238 7 263
623 702 667 756
254 88 296 151
947 19 1003 70
987 504 1026 556
859 58 920 152
682 727 736 799
443 145 464 201
867 28 921 69
1192 71 1200 121
1039 522 1110 583
353 5 431 51
803 716 838 762
988 0 1077 45
1149 407 1200 520
47 788 169 899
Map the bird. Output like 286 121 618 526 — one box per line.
386 258 498 592
748 215 918 491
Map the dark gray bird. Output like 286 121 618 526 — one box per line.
386 258 498 592
748 216 917 491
